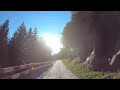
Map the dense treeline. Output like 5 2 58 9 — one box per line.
61 11 120 72
0 20 52 68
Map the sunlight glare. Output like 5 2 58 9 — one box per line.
42 33 63 55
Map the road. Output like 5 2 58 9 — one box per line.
38 60 79 79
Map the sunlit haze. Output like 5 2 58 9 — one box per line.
42 33 63 55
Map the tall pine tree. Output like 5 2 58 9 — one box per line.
0 19 9 67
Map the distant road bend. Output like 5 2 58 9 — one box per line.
38 60 79 79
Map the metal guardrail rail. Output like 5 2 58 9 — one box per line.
0 60 54 79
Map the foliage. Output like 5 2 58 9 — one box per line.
62 59 120 79
0 20 52 67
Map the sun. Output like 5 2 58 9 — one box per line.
42 33 63 55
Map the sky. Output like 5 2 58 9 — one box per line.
0 11 71 54
0 11 71 38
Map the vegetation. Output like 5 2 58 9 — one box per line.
0 19 52 68
61 11 120 71
61 11 95 62
62 59 120 79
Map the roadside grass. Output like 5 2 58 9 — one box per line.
62 59 120 79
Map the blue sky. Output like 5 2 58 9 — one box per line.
0 11 71 38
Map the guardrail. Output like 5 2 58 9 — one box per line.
0 60 54 79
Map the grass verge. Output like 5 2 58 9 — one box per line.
62 59 120 79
